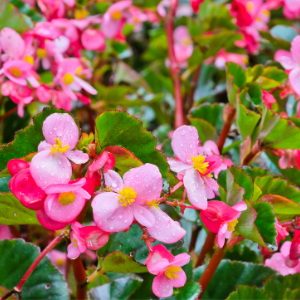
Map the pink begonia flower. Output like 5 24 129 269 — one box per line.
200 200 247 248
0 28 25 61
203 140 233 179
276 36 300 97
0 226 11 240
71 9 102 31
67 222 109 259
267 0 300 19
47 250 67 277
1 81 33 117
92 164 186 243
0 60 39 88
173 26 193 64
265 241 300 275
53 58 97 101
36 85 52 104
51 19 79 44
8 159 46 210
101 0 132 38
262 90 276 109
36 207 69 230
146 245 190 298
190 0 204 13
168 126 222 210
30 113 89 189
278 149 300 170
81 29 105 51
33 22 61 40
126 7 148 32
43 178 91 223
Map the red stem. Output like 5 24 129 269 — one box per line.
0 107 18 121
196 231 216 267
71 257 87 300
138 224 153 252
165 201 199 210
165 0 184 128
242 141 262 165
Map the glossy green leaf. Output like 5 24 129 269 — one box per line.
224 244 259 263
247 83 263 106
170 282 201 300
0 239 69 300
283 288 300 299
0 108 79 172
257 67 288 90
260 30 291 51
88 277 142 300
95 111 169 181
263 274 300 300
194 260 276 299
101 251 147 273
226 286 272 300
243 167 272 181
246 65 264 83
0 177 11 193
189 118 216 143
227 62 247 89
0 193 39 225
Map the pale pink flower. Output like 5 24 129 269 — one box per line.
30 113 89 189
47 250 67 277
173 26 193 64
92 164 186 243
146 244 190 298
126 7 148 32
0 226 11 240
207 49 248 69
101 0 132 38
36 207 69 230
0 28 25 61
43 178 91 223
168 126 222 210
67 222 109 259
265 241 300 275
53 58 97 100
33 22 61 40
81 29 105 51
200 200 247 248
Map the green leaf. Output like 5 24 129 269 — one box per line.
226 286 272 300
6 0 45 22
170 282 201 300
0 287 18 300
0 108 79 172
101 251 147 273
189 118 216 143
0 193 39 225
0 177 11 193
224 244 259 263
260 30 291 51
86 267 109 290
283 288 300 299
194 260 276 299
236 103 260 141
88 277 142 300
243 167 272 181
0 239 69 300
227 62 247 89
263 274 300 300
247 83 262 106
246 65 264 83
257 67 288 90
226 168 245 206
261 194 300 222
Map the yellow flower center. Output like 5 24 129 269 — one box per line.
24 55 34 65
164 266 181 280
191 155 209 174
262 9 270 16
74 8 89 19
63 73 74 85
10 67 22 77
58 191 76 206
227 219 238 232
246 2 254 12
50 138 70 155
37 48 47 59
182 37 191 46
146 200 160 210
118 187 136 207
72 237 78 247
111 10 122 20
56 258 65 266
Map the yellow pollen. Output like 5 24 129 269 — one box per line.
133 16 140 23
111 10 122 20
10 67 22 77
76 66 85 79
246 2 254 12
50 138 70 155
164 266 181 280
182 37 191 46
37 48 47 59
24 55 34 65
191 155 209 174
56 258 65 266
74 8 89 19
227 219 238 232
58 191 76 206
105 186 113 192
255 16 262 22
263 10 270 16
118 187 137 207
72 237 78 247
146 200 160 210
63 73 74 85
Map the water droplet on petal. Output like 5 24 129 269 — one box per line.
112 181 117 188
181 130 186 136
119 214 123 219
139 210 143 214
109 224 114 230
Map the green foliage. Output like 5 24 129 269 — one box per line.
226 286 272 300
224 244 259 263
0 239 69 300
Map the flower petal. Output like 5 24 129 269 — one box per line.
78 226 109 250
291 36 300 64
36 207 69 230
171 269 187 288
7 159 30 176
132 204 155 227
123 164 162 204
152 274 173 298
67 242 82 259
168 159 191 173
38 141 51 152
146 244 175 267
74 76 97 95
65 150 89 164
232 201 247 212
147 258 170 275
289 68 300 97
104 170 123 192
217 222 228 248
147 207 186 243
172 253 191 267
45 178 86 194
183 168 207 209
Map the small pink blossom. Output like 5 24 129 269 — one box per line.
30 113 89 189
200 200 247 248
126 7 148 32
81 29 105 51
33 22 61 40
67 222 109 259
47 250 67 277
92 164 186 243
173 26 193 64
0 226 11 240
146 244 190 298
262 90 276 109
168 126 222 210
190 0 204 13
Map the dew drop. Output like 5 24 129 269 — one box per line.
180 130 186 136
139 210 143 214
109 224 114 230
112 181 117 188
172 232 176 237
54 127 57 131
119 214 123 219
13 213 17 217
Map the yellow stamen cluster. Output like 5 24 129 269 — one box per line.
63 73 74 85
56 258 65 266
227 219 238 232
24 55 34 65
74 8 89 19
182 37 191 46
246 2 254 12
191 155 209 175
164 266 181 280
111 10 122 20
72 237 78 247
10 67 22 77
118 187 137 207
58 191 76 206
37 48 47 59
146 200 160 210
50 138 70 155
